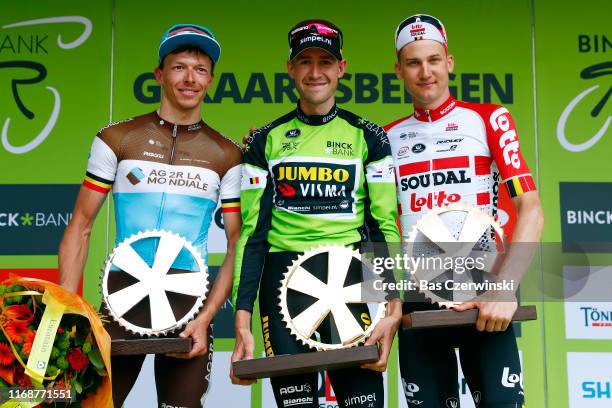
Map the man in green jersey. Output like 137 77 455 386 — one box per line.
230 19 401 408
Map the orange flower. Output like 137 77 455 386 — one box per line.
3 305 33 325
0 365 14 385
0 343 15 366
21 331 36 356
3 321 30 344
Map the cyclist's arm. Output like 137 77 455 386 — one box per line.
59 187 107 292
59 133 117 293
495 191 544 284
198 163 242 323
231 128 270 381
232 127 273 314
362 122 400 243
485 105 542 282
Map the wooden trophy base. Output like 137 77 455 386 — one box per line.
403 305 537 329
111 337 192 356
233 345 379 380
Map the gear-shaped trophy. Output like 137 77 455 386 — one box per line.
102 230 209 354
402 203 537 329
233 244 385 379
279 245 387 351
404 203 503 308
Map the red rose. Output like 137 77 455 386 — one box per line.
66 347 88 371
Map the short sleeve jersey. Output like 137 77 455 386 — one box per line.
83 111 242 270
385 96 536 241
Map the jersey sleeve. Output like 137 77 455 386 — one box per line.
219 146 242 213
232 127 274 312
82 132 117 194
362 120 400 243
485 106 536 198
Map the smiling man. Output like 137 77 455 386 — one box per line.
229 19 401 408
58 24 242 407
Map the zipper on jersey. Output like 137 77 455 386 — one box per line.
169 124 178 164
425 110 432 122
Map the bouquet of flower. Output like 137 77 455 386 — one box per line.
0 276 111 407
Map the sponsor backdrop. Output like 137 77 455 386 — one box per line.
0 0 610 406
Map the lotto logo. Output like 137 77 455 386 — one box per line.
501 367 523 389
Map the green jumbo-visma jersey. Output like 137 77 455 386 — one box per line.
233 104 399 312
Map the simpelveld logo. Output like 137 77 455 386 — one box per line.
559 182 612 252
1 17 92 154
0 184 79 255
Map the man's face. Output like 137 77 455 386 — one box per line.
287 48 346 107
395 40 454 108
154 50 213 112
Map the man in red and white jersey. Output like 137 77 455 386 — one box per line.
385 14 544 407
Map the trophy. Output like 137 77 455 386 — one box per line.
401 203 536 329
233 245 386 379
101 230 208 355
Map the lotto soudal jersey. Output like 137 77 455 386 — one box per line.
83 111 242 270
384 96 536 240
233 104 400 312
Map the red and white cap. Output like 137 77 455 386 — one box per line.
395 14 448 53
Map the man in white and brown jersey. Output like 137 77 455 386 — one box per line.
58 24 242 407
385 14 544 408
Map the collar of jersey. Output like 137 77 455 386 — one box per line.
153 111 204 132
295 102 338 126
413 95 457 123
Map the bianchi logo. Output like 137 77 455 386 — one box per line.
282 397 313 406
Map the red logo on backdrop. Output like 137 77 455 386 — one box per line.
325 372 337 401
0 269 83 295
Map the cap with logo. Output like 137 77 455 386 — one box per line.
288 19 343 60
395 14 448 53
158 24 221 65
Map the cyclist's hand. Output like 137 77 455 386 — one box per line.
230 309 257 385
167 317 210 359
361 300 402 372
453 294 518 332
242 127 257 151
